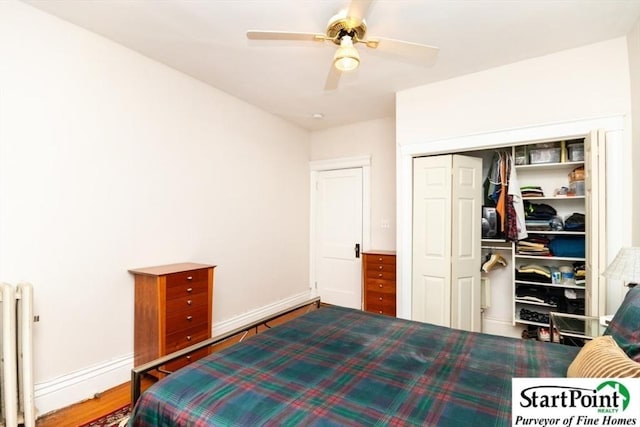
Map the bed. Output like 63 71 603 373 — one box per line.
128 303 583 426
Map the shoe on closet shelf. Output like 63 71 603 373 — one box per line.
538 327 551 342
482 254 508 273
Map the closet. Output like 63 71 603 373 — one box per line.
411 130 606 338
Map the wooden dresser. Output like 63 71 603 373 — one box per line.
130 262 215 371
362 251 396 317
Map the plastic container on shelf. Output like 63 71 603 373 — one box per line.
567 142 584 162
515 146 528 165
529 147 561 164
569 180 585 196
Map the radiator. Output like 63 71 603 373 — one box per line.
0 283 36 427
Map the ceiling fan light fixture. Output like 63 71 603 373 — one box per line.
333 35 360 71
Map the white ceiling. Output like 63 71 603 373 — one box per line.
24 0 640 131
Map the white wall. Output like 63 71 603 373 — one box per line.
310 117 396 250
0 0 310 414
396 38 633 319
628 18 640 246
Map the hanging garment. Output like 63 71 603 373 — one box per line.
482 153 499 206
495 153 508 233
507 158 528 240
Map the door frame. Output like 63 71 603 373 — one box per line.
397 115 626 320
309 156 371 300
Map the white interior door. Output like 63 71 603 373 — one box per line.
315 168 363 309
412 154 482 330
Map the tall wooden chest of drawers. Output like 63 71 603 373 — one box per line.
130 262 215 371
362 251 396 317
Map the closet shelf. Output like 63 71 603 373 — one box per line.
515 298 557 308
514 279 585 290
515 254 585 262
526 230 585 235
522 196 585 201
481 245 513 250
515 161 584 171
515 318 549 328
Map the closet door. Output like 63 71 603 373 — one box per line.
413 155 452 327
412 155 482 330
450 155 483 331
585 130 606 317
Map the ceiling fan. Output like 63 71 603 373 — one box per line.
246 0 439 90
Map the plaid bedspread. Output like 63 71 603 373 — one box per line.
129 306 578 426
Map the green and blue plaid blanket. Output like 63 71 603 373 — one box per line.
129 306 578 426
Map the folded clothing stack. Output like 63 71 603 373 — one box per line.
516 284 562 307
520 186 544 198
516 237 551 256
548 236 586 258
519 308 549 324
516 264 551 283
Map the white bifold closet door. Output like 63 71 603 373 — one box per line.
412 154 482 331
585 129 607 317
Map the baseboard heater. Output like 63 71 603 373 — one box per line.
0 282 36 427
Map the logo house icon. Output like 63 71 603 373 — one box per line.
596 381 630 412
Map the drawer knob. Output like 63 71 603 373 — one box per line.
378 310 383 314
187 300 192 305
378 257 383 262
186 335 192 341
186 287 193 293
378 266 383 270
186 315 193 321
187 276 193 281
378 284 383 288
186 355 191 360
378 273 382 278
379 297 383 301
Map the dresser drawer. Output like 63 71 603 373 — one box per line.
366 255 395 265
166 291 209 313
165 305 209 335
165 327 210 353
166 269 209 299
164 347 210 373
365 290 395 306
365 298 396 317
364 269 396 281
365 263 395 274
365 279 395 293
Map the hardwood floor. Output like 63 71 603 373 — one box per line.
36 302 319 426
36 381 135 427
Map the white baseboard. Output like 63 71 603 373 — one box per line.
482 316 523 339
35 353 132 417
212 290 315 336
35 290 315 417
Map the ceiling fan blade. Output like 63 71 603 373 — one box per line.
324 64 342 91
346 0 374 21
365 37 439 65
246 30 326 42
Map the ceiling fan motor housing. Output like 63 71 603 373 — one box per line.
326 16 367 44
